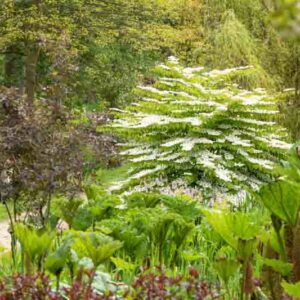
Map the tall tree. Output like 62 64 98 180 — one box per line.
0 0 99 104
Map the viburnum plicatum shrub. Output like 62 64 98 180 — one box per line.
106 57 292 202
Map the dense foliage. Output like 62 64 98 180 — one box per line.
0 1 299 108
0 159 300 298
0 1 300 300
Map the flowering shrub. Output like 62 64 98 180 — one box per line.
107 57 292 202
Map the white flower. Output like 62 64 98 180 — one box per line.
203 66 253 77
168 56 180 64
226 135 252 147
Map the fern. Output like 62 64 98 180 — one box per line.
105 57 292 202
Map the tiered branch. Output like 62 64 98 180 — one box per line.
105 57 292 202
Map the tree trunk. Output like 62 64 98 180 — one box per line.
5 55 18 87
24 44 40 106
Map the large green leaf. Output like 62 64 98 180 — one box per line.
262 257 292 276
45 245 69 276
161 194 201 222
111 257 136 271
282 281 300 299
202 209 237 249
214 258 240 284
258 180 300 226
171 216 195 251
84 184 107 201
15 224 55 263
69 231 123 267
126 192 161 208
237 238 257 261
202 209 260 250
45 238 78 277
52 196 84 228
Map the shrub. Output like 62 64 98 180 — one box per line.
106 57 292 201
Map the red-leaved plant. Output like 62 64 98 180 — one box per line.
0 268 217 300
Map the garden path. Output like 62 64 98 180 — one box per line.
0 219 11 250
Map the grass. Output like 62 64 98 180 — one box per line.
95 163 131 189
0 204 8 222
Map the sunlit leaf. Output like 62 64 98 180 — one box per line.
262 258 292 276
111 257 136 271
282 281 300 299
214 258 240 284
258 180 300 226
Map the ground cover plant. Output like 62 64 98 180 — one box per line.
0 0 300 299
0 158 300 299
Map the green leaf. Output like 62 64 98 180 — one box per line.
15 224 55 263
45 240 78 277
126 192 161 208
70 231 123 267
202 209 237 249
45 251 67 276
262 258 292 276
72 207 93 231
84 184 106 201
182 250 204 262
161 194 201 222
52 196 84 228
282 281 300 299
202 209 260 250
214 258 240 284
258 180 300 226
111 257 136 271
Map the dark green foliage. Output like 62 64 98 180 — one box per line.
196 0 299 91
70 43 158 108
0 2 300 299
